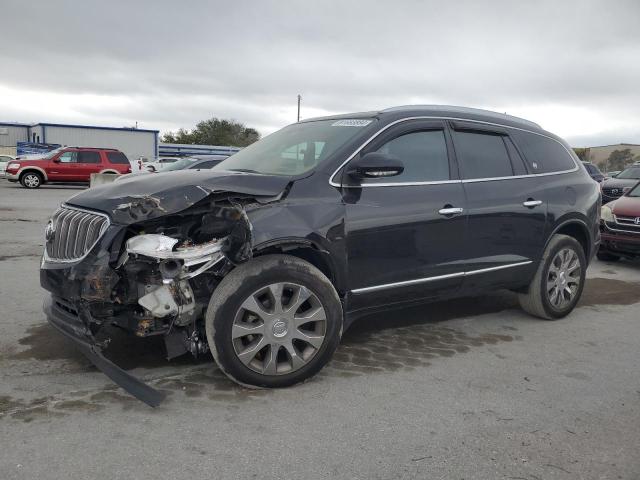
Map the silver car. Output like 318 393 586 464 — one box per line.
0 154 16 177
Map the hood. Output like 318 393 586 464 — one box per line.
610 195 640 217
602 177 639 188
66 169 291 224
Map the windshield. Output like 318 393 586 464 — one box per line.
627 182 640 197
43 147 65 159
616 166 640 179
212 119 375 176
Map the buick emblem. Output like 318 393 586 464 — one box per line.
45 220 56 243
635 217 640 225
272 320 288 338
611 188 619 194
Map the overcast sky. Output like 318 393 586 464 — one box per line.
1 0 639 147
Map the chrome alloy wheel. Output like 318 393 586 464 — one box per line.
546 248 582 309
23 173 41 187
231 282 327 375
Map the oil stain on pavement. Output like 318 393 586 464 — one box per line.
1 277 639 421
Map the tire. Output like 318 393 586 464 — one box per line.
518 234 586 320
596 250 620 262
20 171 43 189
205 254 343 388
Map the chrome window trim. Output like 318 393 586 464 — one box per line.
43 204 111 264
350 260 532 294
329 116 579 188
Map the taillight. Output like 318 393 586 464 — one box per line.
126 167 131 173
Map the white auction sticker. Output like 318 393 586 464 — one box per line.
331 119 373 127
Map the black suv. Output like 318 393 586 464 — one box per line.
41 106 600 405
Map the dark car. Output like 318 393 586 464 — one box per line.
40 105 600 405
582 162 605 182
600 165 640 204
147 155 228 172
598 181 640 260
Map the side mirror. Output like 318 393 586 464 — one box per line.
52 158 60 163
347 152 404 179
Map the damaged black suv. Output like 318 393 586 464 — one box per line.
41 106 600 405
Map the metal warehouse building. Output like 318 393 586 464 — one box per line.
0 121 158 161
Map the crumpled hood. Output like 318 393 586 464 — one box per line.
66 169 291 224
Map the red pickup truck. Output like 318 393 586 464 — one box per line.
5 147 131 188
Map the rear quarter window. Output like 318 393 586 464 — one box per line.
511 131 576 174
106 151 130 164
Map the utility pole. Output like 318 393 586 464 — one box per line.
297 94 302 122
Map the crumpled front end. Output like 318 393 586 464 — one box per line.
40 190 268 406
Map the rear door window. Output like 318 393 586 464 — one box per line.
511 131 576 173
453 131 513 179
106 151 130 164
77 151 101 164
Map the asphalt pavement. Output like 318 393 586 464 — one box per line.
1 180 639 480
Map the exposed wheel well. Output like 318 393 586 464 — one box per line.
20 169 45 182
253 243 339 293
555 222 590 259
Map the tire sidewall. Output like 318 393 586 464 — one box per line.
539 237 586 318
207 256 342 388
21 172 42 188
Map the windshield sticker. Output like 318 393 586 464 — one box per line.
331 119 373 127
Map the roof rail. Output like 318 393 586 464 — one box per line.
380 105 542 129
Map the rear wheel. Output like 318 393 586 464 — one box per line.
20 171 43 188
518 234 586 320
205 254 343 388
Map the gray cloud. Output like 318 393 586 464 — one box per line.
1 0 639 146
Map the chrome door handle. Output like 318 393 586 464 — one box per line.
522 199 542 208
438 207 464 216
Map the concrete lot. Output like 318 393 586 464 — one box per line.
1 180 639 480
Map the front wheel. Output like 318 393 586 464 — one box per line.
518 234 586 320
20 171 43 188
205 254 343 388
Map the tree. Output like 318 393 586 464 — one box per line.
606 149 634 171
162 118 260 147
573 148 589 162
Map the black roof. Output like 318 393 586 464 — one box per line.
302 105 543 132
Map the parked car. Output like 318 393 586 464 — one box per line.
161 155 228 171
144 157 181 172
114 155 229 183
598 181 640 260
5 147 131 188
186 154 229 169
600 165 640 204
582 162 605 182
146 155 228 172
40 105 600 405
0 154 16 177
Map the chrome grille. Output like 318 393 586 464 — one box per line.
45 206 109 262
614 215 640 233
602 187 624 198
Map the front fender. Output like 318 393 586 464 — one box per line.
247 201 347 293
